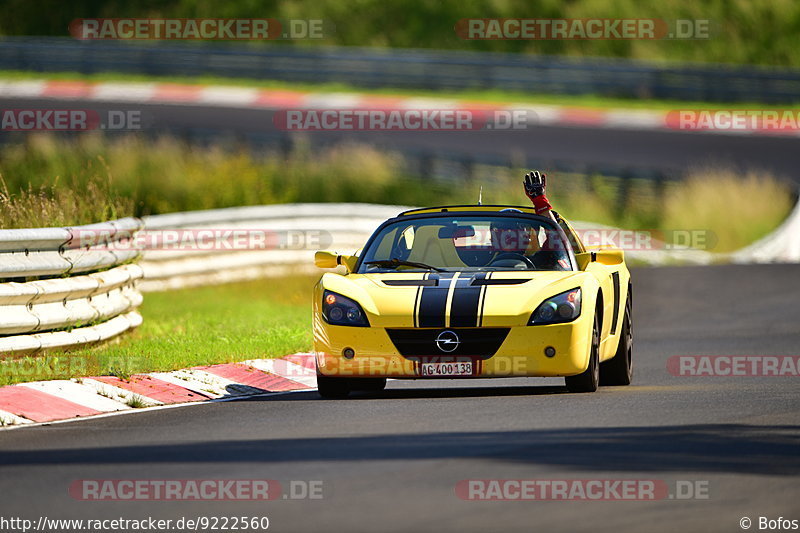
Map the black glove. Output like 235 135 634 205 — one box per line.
524 170 546 199
523 170 552 214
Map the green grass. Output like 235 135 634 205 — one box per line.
2 69 798 110
0 275 316 386
125 394 148 408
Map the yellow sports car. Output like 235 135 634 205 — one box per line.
313 205 632 398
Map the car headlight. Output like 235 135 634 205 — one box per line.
529 288 582 325
322 290 370 327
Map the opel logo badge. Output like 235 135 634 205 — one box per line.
435 330 460 353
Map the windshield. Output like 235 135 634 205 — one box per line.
358 214 573 273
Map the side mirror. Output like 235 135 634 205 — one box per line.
575 249 624 270
314 251 359 272
594 249 624 265
315 251 339 269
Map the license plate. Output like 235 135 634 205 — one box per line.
419 361 473 377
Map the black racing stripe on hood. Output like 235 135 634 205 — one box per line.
417 272 453 328
450 273 485 327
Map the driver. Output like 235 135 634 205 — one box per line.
489 218 532 254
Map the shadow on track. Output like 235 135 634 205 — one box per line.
228 384 568 400
2 424 798 476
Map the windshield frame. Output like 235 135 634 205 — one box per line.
354 210 577 274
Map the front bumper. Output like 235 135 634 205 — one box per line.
314 312 593 378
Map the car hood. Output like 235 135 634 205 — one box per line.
321 270 594 328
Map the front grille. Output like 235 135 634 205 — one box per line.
386 328 510 360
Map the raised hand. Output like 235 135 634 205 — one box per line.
524 170 546 199
523 170 552 215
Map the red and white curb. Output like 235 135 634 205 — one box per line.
1 79 796 137
0 353 316 428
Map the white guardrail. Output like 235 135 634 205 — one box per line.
138 203 411 291
2 201 798 355
0 218 143 355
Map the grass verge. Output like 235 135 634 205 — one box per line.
0 275 316 386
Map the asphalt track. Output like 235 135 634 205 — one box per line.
3 97 800 181
0 263 798 533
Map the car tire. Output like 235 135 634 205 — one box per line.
349 378 387 392
565 309 600 393
317 374 351 399
600 289 633 386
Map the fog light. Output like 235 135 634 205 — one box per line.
343 348 355 359
544 346 556 358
